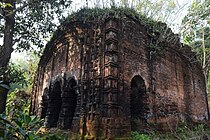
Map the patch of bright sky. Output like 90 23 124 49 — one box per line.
8 0 191 60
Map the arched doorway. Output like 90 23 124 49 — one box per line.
58 78 77 129
130 75 146 131
45 81 62 128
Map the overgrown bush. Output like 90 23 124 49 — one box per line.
0 86 43 139
0 112 43 140
6 89 30 115
132 131 150 140
40 128 77 140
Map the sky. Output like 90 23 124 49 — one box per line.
0 0 192 61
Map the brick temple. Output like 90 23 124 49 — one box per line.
31 9 209 139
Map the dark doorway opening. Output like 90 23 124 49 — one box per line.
58 78 77 129
40 88 49 119
130 75 146 131
45 82 62 128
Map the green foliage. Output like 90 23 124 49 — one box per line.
135 0 178 23
6 89 30 115
0 86 43 140
0 85 41 140
64 7 177 54
181 0 210 92
67 6 161 29
0 87 72 140
10 52 40 92
0 112 43 140
0 51 39 94
0 63 27 87
131 123 210 140
174 124 207 140
132 131 150 140
0 3 13 8
39 128 72 140
67 7 137 22
0 56 42 139
0 0 72 55
0 42 42 139
181 0 210 58
84 0 180 25
40 134 65 140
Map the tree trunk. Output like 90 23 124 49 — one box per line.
0 0 15 113
201 28 209 93
202 28 206 70
0 1 15 68
0 86 9 113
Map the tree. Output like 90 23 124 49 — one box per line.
0 0 72 113
0 62 27 113
181 0 210 92
119 0 187 32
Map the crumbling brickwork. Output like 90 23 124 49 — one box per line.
31 10 209 139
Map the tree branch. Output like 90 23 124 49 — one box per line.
0 6 4 19
3 0 39 17
13 37 21 46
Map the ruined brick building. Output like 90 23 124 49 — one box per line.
31 9 209 139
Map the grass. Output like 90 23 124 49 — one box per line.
48 123 209 140
131 123 210 140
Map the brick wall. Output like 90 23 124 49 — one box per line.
31 13 209 139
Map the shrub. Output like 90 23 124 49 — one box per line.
131 131 150 140
0 112 43 140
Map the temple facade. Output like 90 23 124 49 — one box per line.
31 10 209 139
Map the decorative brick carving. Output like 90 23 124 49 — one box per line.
31 12 209 139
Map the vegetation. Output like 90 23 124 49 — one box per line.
0 55 40 139
0 62 27 113
0 51 38 113
181 0 210 93
0 112 43 139
0 89 69 140
0 0 72 113
62 6 177 55
0 0 209 139
131 123 210 140
67 6 173 33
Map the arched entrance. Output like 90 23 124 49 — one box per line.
58 78 77 129
130 75 146 131
45 81 62 128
